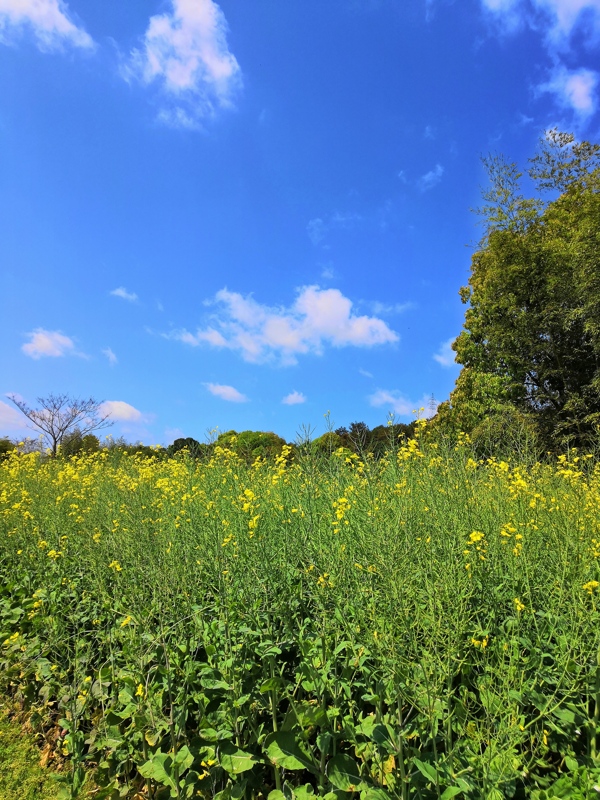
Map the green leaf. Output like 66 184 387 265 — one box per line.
267 793 286 800
441 787 463 799
260 676 285 693
413 758 437 784
327 753 365 791
219 741 257 774
264 732 317 773
174 745 194 773
360 789 391 799
295 786 316 799
139 752 177 790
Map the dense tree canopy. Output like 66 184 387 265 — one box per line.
436 130 600 449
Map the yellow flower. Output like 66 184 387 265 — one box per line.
120 615 133 628
514 598 525 613
583 580 599 595
108 560 122 572
136 683 144 697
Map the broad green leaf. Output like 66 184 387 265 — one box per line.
264 731 317 773
295 786 316 799
413 758 437 784
139 752 177 790
174 744 194 772
219 741 256 774
327 753 365 791
267 793 286 800
441 787 463 799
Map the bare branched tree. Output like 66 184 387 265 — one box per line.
7 393 114 457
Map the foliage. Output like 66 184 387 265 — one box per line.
0 439 15 461
167 438 211 460
60 431 100 458
1 436 600 798
216 430 288 461
441 129 600 450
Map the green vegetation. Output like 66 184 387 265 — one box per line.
435 130 600 450
0 705 60 800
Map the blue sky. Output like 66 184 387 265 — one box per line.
1 0 599 445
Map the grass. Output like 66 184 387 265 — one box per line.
0 704 60 800
1 428 600 798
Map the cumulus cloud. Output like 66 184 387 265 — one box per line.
538 65 599 116
102 347 118 366
205 383 248 402
369 389 439 419
0 0 93 50
0 399 25 432
282 390 306 405
170 286 399 365
417 164 444 192
100 400 144 422
22 329 76 359
110 287 138 302
125 0 241 126
433 337 457 367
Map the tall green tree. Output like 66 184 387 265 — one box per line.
439 130 600 448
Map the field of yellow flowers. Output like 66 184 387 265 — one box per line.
1 428 600 799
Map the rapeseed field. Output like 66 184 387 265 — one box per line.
1 427 599 799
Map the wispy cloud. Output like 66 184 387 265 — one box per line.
169 286 399 366
100 400 144 422
0 399 25 431
110 287 138 302
433 337 457 367
22 328 77 359
0 0 93 51
102 347 118 366
538 64 599 116
417 164 444 192
359 368 373 378
369 389 439 418
124 0 241 127
282 390 306 405
205 383 248 402
524 0 600 44
306 212 362 246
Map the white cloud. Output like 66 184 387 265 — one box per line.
424 124 435 139
205 383 248 402
164 426 185 442
481 0 600 42
282 390 306 405
359 368 373 378
417 164 444 192
306 212 362 245
0 399 25 432
100 400 144 422
538 65 599 116
110 287 138 302
170 286 399 365
369 389 439 419
433 337 457 367
0 0 93 50
102 347 118 366
22 328 76 359
126 0 241 126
